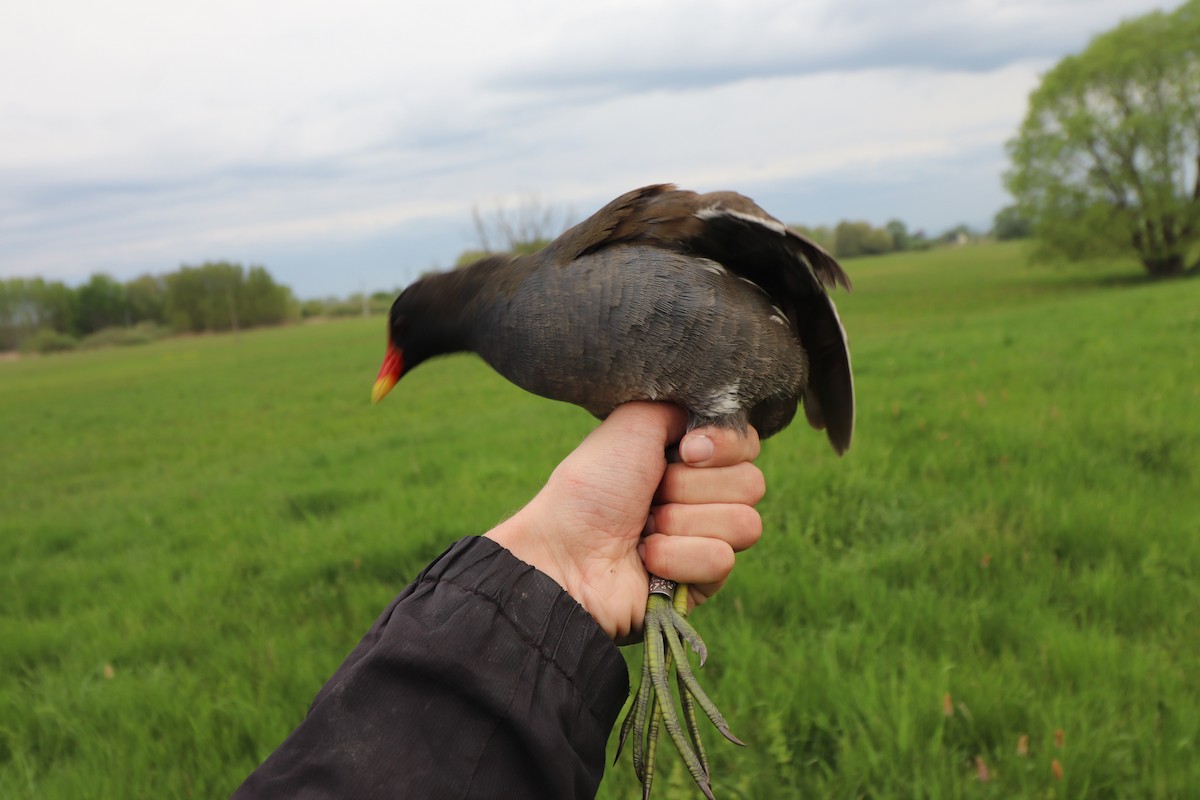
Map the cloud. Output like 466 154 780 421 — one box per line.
0 0 1182 296
488 0 1171 94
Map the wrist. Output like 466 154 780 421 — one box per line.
485 504 579 604
484 502 623 639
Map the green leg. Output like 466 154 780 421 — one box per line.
618 577 744 799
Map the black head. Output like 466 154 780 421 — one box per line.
371 276 473 404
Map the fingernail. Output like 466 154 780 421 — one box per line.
681 434 714 464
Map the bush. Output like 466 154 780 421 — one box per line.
303 295 392 318
300 299 327 319
19 329 78 354
79 322 170 349
835 221 895 258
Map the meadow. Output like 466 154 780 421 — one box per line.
1 241 1198 799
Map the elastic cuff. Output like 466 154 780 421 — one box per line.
420 536 630 728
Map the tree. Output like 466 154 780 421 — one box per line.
992 205 1033 241
242 265 295 326
468 194 572 258
790 224 835 254
885 219 910 251
76 273 127 334
165 262 294 333
0 278 78 350
166 263 231 332
1005 0 1200 277
834 221 894 258
125 274 167 325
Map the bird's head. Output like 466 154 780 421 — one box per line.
370 319 407 406
371 284 422 405
371 276 472 404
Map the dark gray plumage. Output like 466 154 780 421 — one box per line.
382 183 854 452
373 183 856 799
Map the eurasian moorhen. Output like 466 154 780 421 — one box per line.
372 184 853 799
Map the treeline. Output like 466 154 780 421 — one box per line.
298 291 396 320
451 203 1029 273
790 219 991 259
449 220 980 269
792 212 1038 258
0 262 297 353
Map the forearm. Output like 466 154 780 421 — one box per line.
232 536 629 800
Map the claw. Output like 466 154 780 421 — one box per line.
717 724 746 748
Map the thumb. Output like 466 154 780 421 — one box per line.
553 402 688 501
583 402 688 474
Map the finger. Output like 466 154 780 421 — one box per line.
679 425 761 467
655 462 766 506
645 502 763 552
560 402 689 494
592 402 689 456
639 533 736 587
686 579 727 610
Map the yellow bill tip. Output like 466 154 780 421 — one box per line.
371 342 404 404
371 375 397 405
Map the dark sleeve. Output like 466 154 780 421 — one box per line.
231 536 630 800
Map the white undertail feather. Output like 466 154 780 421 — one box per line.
706 382 742 416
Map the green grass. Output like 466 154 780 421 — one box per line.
2 242 1198 798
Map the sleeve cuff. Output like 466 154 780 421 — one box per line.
416 535 631 731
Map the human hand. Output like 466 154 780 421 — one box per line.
485 402 764 643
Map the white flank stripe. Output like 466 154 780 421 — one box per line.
737 275 766 294
695 206 787 235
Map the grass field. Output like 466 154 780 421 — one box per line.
2 241 1198 799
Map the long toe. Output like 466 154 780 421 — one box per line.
622 586 739 799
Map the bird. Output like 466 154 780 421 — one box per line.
371 184 853 799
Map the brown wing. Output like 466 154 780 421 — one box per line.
542 184 685 260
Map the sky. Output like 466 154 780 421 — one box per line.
0 0 1181 299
